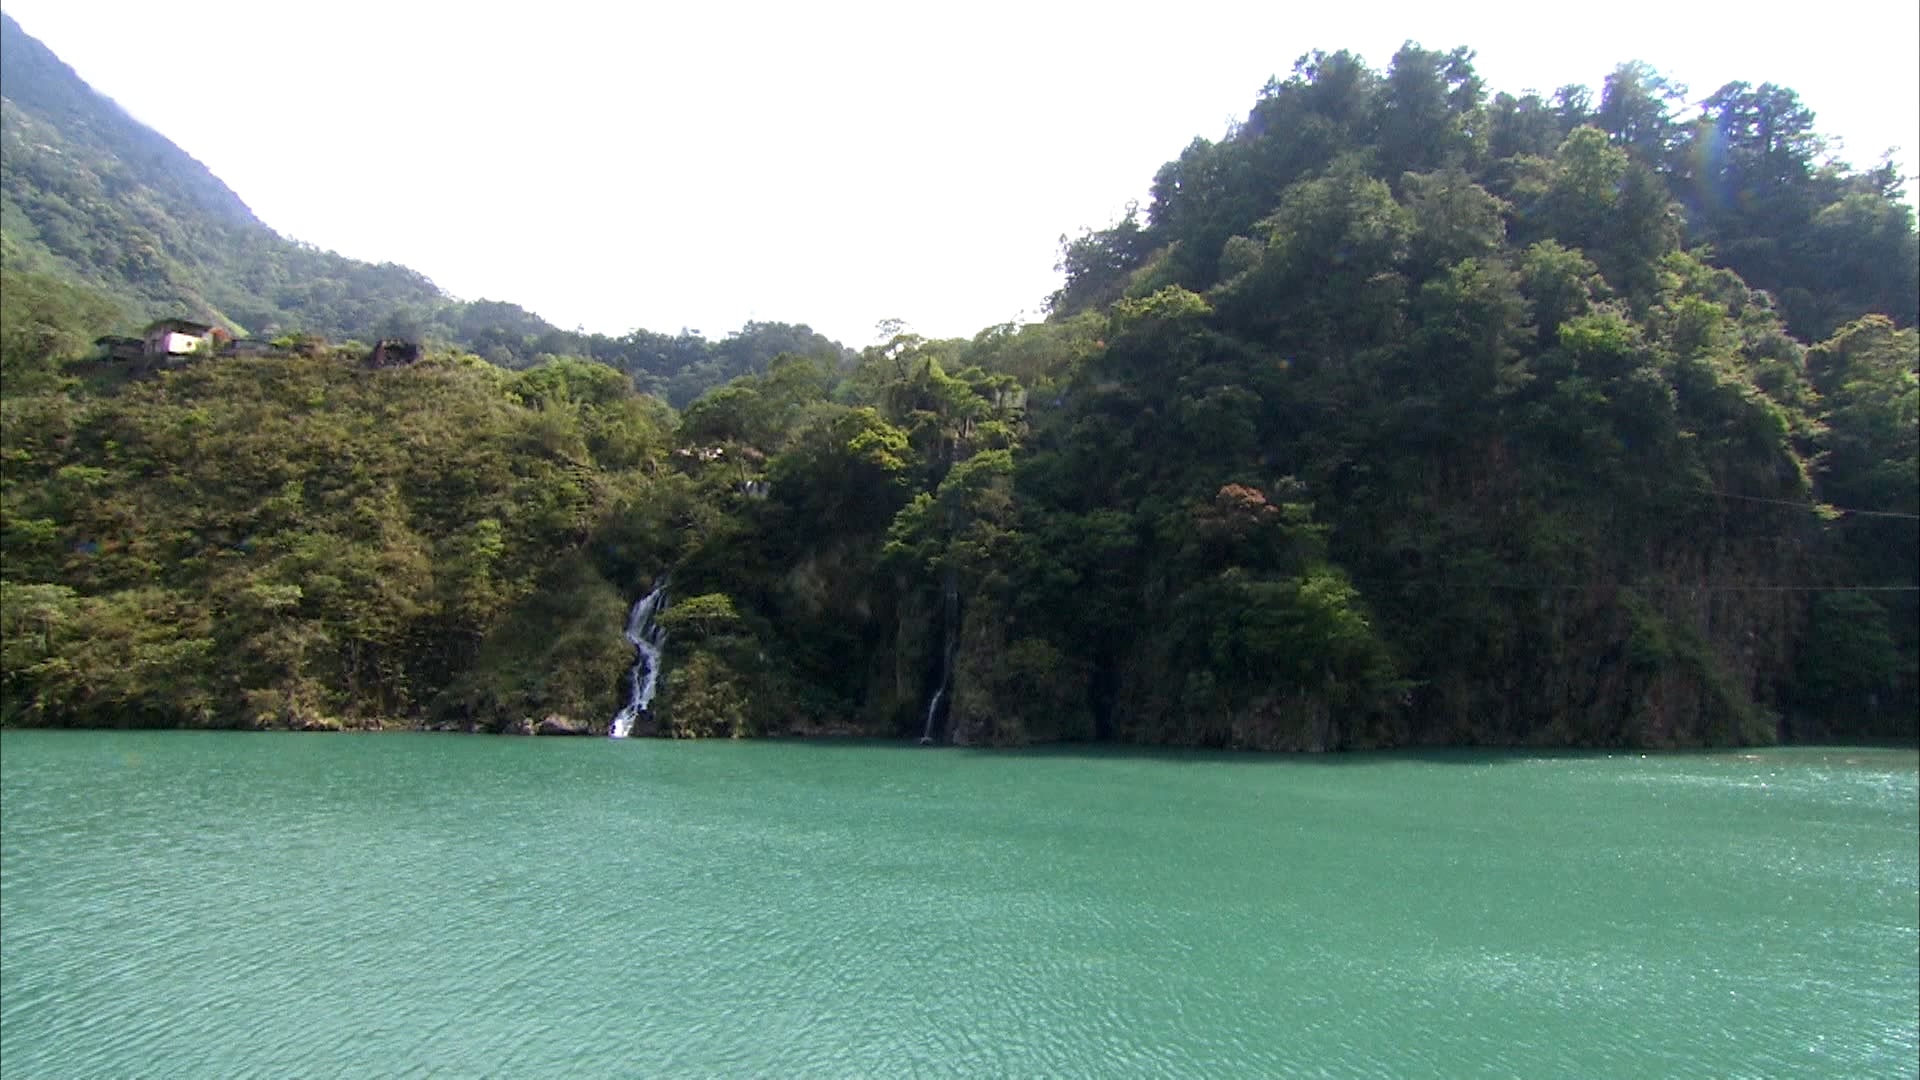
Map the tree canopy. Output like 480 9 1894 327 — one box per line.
2 36 1914 746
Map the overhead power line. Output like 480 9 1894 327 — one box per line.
1360 581 1918 593
1685 486 1920 521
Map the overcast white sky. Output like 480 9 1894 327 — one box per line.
5 0 1917 346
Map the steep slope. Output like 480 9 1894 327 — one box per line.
1010 47 1918 744
635 47 1916 748
0 12 450 338
0 14 854 398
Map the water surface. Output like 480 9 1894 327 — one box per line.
3 733 1915 1077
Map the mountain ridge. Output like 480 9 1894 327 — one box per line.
1 11 453 338
0 12 259 231
1 12 858 404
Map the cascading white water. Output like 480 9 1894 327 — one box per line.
920 478 964 746
609 579 669 739
920 572 959 745
919 686 945 745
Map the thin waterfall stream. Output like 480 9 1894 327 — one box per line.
920 567 959 745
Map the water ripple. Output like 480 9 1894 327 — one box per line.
3 734 1915 1077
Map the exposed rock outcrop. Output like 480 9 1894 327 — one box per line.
537 713 590 736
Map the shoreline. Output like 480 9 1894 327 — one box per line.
4 720 1914 757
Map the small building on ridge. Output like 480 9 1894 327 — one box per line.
142 318 219 357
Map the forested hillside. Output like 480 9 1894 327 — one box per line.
0 13 449 340
0 14 849 405
2 41 1913 746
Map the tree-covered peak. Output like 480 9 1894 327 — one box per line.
1055 45 1916 346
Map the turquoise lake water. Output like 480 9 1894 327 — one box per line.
2 732 1915 1077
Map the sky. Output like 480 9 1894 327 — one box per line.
5 0 1917 347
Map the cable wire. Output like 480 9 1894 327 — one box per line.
1683 486 1920 521
1360 580 1917 593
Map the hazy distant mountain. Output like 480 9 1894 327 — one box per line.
0 12 852 395
0 11 465 339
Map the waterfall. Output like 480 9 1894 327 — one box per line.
919 684 945 745
920 458 963 747
609 578 669 739
920 569 959 745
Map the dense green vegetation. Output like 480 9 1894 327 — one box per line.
1 37 1913 745
0 14 443 341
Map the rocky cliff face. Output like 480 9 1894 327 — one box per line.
946 593 1093 747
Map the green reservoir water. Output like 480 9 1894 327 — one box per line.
2 733 1915 1078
